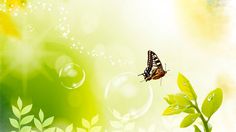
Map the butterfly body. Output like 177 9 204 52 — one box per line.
139 50 167 82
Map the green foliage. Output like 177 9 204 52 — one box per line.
177 73 197 100
33 109 54 131
194 125 201 132
9 97 103 132
201 88 223 118
180 113 200 128
163 73 223 132
9 97 33 132
77 115 102 132
162 105 185 115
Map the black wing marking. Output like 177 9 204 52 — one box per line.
147 50 163 69
147 50 153 68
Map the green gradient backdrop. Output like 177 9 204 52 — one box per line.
1 0 236 132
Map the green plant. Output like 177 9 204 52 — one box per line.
9 97 104 132
9 97 34 132
77 115 102 132
163 73 223 132
33 109 54 132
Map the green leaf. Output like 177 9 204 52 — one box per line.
34 118 42 131
194 125 201 132
39 109 44 122
77 128 86 132
91 115 99 126
56 128 64 132
162 105 185 115
174 93 191 107
201 88 223 118
82 118 90 128
65 124 73 132
20 115 34 125
12 106 21 119
180 113 200 128
177 73 197 100
9 118 19 128
17 97 23 110
184 107 195 113
20 126 31 132
90 126 102 132
21 105 32 115
43 117 54 127
44 127 56 132
164 95 176 105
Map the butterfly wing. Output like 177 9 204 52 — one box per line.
148 50 163 69
147 50 153 68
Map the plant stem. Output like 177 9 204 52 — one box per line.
18 115 21 131
193 100 209 132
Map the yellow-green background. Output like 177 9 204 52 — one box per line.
0 0 235 131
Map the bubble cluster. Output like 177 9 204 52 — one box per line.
104 72 153 121
59 63 85 89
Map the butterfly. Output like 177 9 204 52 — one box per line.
138 50 168 82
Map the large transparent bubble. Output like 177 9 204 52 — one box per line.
59 63 85 89
104 72 153 121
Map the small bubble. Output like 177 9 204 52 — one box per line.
59 63 86 89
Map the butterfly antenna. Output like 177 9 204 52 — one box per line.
165 63 170 72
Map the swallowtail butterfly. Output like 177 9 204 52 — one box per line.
139 50 168 82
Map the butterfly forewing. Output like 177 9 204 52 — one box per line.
148 50 163 69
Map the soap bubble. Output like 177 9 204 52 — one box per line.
59 63 85 89
104 72 153 121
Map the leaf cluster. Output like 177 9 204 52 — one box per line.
163 73 223 132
